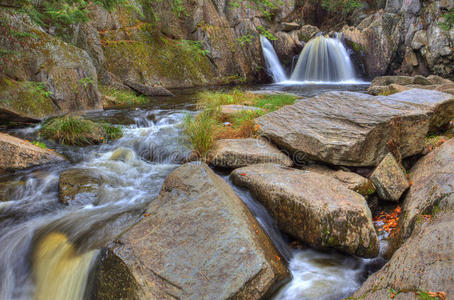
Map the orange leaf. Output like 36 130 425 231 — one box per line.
240 173 247 176
144 213 151 217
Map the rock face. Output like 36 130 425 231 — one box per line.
0 9 101 122
208 138 293 169
390 138 454 252
231 164 379 258
370 153 409 202
368 75 454 96
257 89 454 166
343 1 454 78
123 80 174 97
302 165 375 196
95 163 290 300
352 211 454 300
0 133 64 170
58 168 102 205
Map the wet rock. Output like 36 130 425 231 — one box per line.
0 133 65 170
58 168 102 205
370 153 409 202
109 147 135 162
95 163 290 299
280 22 301 32
257 89 454 167
298 25 320 42
352 212 454 300
0 180 24 202
231 164 379 258
220 105 262 119
208 138 293 169
389 138 454 254
302 165 375 196
123 80 174 97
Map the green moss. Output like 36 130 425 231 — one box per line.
99 85 148 108
0 78 58 119
103 34 215 85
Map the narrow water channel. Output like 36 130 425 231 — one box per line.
0 84 384 300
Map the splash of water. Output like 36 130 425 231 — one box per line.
290 34 356 82
260 35 288 83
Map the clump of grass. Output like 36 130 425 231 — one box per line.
184 89 297 158
31 141 48 149
99 85 148 108
40 115 123 146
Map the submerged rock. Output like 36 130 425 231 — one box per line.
257 89 454 167
209 138 293 168
231 164 379 258
95 163 289 299
0 133 65 170
302 165 375 197
370 153 409 202
389 138 454 254
0 180 25 202
58 168 102 205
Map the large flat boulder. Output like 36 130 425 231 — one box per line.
95 163 289 300
231 164 379 258
257 89 454 167
352 211 454 300
0 133 65 170
208 138 293 168
389 138 454 254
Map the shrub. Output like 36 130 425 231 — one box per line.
40 115 123 146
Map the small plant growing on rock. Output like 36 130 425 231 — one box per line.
40 115 122 146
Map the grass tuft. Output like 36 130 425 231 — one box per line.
100 85 149 108
183 89 297 158
40 115 123 146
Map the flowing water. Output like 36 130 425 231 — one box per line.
290 34 357 82
260 36 288 82
0 85 383 300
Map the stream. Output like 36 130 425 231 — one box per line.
0 83 385 300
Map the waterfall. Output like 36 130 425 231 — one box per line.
260 36 288 83
290 34 356 82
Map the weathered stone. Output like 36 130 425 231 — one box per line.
257 89 454 167
0 133 65 170
302 165 375 196
352 211 454 300
231 164 379 258
390 138 454 253
58 168 102 205
123 80 174 97
370 76 415 87
298 24 320 42
413 75 432 85
280 22 301 32
370 153 409 202
220 105 262 118
208 138 292 168
367 84 411 96
411 30 428 50
95 163 290 299
0 9 101 122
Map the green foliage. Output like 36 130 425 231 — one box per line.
230 0 283 19
99 85 149 107
257 26 277 40
78 76 95 88
31 141 48 149
321 0 363 15
40 115 123 146
178 40 210 60
236 34 254 47
439 8 454 31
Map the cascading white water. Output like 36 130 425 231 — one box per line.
260 35 288 83
290 34 356 82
